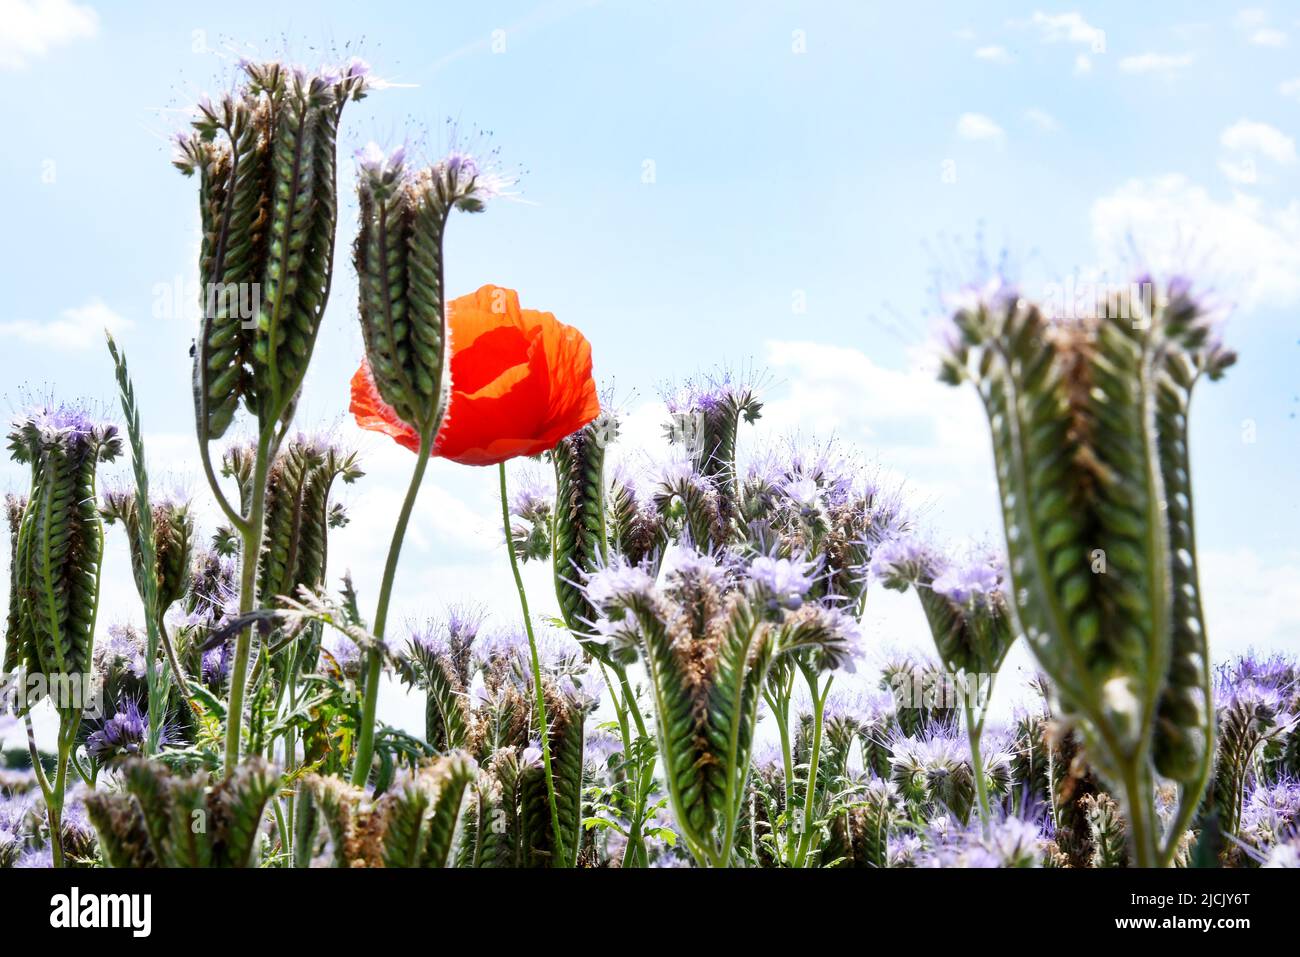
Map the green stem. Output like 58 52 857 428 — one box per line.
604 665 642 868
792 667 831 868
616 665 655 868
763 684 796 865
224 426 275 776
1121 759 1159 867
157 616 192 700
24 710 59 866
963 694 991 832
352 433 433 787
499 462 567 865
47 716 77 868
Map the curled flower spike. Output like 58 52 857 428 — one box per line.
659 370 763 548
942 274 1232 866
352 285 600 465
179 59 370 439
101 485 195 616
6 404 121 714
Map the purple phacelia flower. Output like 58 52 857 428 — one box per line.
585 561 658 610
355 141 406 179
869 535 935 588
1262 840 1300 868
202 640 233 688
95 623 147 680
14 846 53 869
85 699 171 764
664 547 728 590
931 552 1004 605
747 555 816 611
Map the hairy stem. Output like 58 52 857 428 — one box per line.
499 462 567 865
963 694 992 832
223 426 274 776
352 432 433 787
792 667 831 868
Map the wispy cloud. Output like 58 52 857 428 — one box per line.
974 45 1012 64
1091 173 1300 311
1118 52 1194 74
955 112 1005 143
1249 27 1288 46
0 0 98 70
1220 119 1296 165
0 298 132 349
1024 10 1106 49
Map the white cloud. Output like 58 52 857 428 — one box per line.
1091 173 1300 311
1201 548 1300 659
1118 52 1194 74
974 45 1012 64
760 339 999 532
1025 11 1106 49
0 298 132 349
1220 119 1297 165
1024 108 1060 132
1250 27 1288 46
0 0 98 70
955 112 1005 142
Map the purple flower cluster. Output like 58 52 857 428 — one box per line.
748 555 816 611
585 560 658 610
85 699 170 764
931 552 1004 605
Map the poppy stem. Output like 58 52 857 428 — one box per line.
351 432 433 787
498 461 568 866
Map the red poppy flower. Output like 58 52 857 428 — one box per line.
351 285 600 466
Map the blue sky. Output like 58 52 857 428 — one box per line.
1 1 1297 739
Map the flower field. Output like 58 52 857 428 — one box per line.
0 25 1297 888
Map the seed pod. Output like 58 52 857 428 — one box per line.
1204 675 1289 838
520 681 588 868
583 552 855 865
85 757 277 868
354 144 504 442
941 278 1229 830
3 494 29 676
1149 292 1234 781
255 435 362 603
661 374 762 546
399 623 475 754
552 416 613 637
176 60 370 439
101 489 195 614
608 474 667 570
377 754 476 868
7 407 121 716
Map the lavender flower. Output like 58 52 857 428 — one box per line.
202 640 234 690
14 846 53 869
931 551 1003 605
869 535 935 589
585 561 658 610
94 623 148 680
747 555 816 611
85 699 171 764
917 812 1045 868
